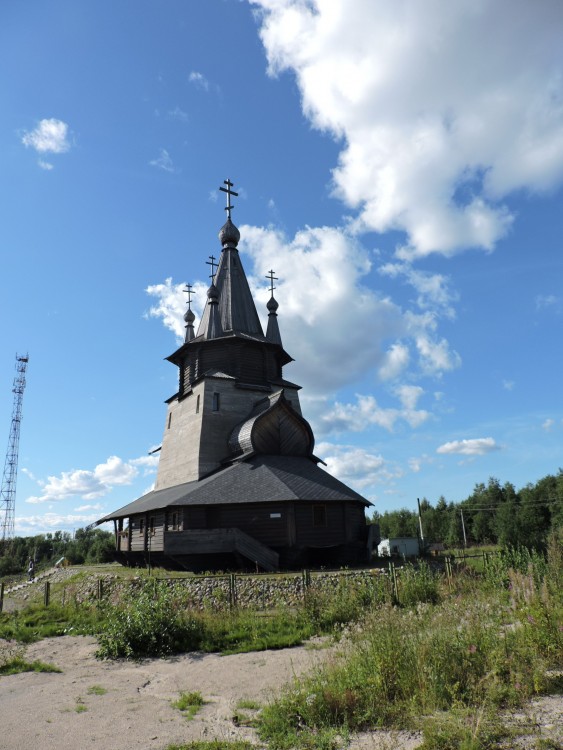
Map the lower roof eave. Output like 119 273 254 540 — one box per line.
96 454 372 524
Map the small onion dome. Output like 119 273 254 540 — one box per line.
218 217 240 247
267 296 279 313
183 307 195 324
207 282 219 301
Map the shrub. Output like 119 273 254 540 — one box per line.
96 580 203 658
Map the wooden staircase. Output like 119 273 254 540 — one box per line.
164 528 279 572
232 528 279 572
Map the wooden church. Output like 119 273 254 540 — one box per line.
97 180 371 571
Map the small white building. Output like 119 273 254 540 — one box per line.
378 537 420 558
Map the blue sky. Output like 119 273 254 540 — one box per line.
1 0 562 535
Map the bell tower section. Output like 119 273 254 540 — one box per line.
154 180 304 491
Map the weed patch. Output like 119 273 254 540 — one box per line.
165 743 255 750
96 582 203 658
0 656 62 676
259 538 563 750
0 603 102 643
87 684 107 695
171 691 206 720
236 698 261 710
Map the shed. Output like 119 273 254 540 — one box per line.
377 537 420 558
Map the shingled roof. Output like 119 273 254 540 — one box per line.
98 454 371 523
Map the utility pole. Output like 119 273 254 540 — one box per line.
0 354 29 546
460 508 467 548
417 497 425 549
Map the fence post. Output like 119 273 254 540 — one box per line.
44 581 51 607
229 573 237 609
0 581 4 613
389 562 399 603
444 556 453 587
97 578 103 601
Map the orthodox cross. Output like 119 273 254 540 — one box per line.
219 178 238 219
183 283 194 310
206 254 218 280
266 270 278 295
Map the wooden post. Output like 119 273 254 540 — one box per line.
0 581 4 613
444 556 453 588
417 497 425 550
229 573 236 608
460 509 467 548
44 581 51 607
389 562 399 603
97 578 103 601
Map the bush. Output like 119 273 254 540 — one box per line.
96 581 203 658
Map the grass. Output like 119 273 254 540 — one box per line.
2 535 562 750
171 690 206 720
236 698 261 710
2 559 441 660
0 602 103 643
0 656 62 676
418 707 510 750
165 743 255 750
87 684 107 695
258 532 563 750
94 565 441 659
232 698 262 728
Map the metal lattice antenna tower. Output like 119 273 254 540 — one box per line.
0 354 29 544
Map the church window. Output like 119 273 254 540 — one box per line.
313 505 327 527
149 516 156 535
212 392 220 412
196 394 200 413
168 413 172 429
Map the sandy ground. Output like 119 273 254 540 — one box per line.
0 635 561 750
0 636 422 750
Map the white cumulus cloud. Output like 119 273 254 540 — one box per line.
437 437 500 456
319 391 430 435
21 118 71 154
316 442 394 491
25 453 159 505
145 277 208 341
145 224 461 414
252 0 563 258
15 512 101 536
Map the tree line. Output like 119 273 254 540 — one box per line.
1 469 562 578
0 527 114 577
372 470 563 549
